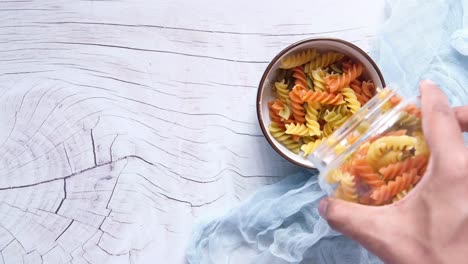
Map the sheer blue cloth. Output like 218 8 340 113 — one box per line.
187 0 468 263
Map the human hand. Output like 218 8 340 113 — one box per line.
318 80 468 264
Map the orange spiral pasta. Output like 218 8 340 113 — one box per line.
379 155 428 181
371 168 417 205
302 90 345 105
403 104 422 118
325 63 364 93
349 159 385 188
289 85 306 124
268 100 293 129
292 66 307 88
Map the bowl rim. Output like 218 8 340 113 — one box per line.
256 37 386 169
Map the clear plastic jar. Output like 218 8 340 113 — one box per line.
309 88 430 205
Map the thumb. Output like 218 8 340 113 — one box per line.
319 198 387 244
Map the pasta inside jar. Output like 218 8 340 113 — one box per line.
310 88 430 206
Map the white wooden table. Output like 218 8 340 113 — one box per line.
0 1 385 263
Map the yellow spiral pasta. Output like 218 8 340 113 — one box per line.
323 110 348 127
269 123 301 154
334 173 358 202
373 151 404 169
326 168 345 184
340 88 361 114
305 102 321 136
310 69 327 92
413 131 430 156
285 123 311 136
301 139 324 156
280 49 318 69
274 80 290 104
366 135 418 165
304 52 345 73
392 189 410 203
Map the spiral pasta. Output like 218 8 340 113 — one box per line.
392 189 409 203
310 69 327 92
269 123 301 154
397 112 420 127
268 101 286 129
371 168 417 205
321 94 430 206
374 151 403 169
323 110 348 127
335 173 358 202
322 122 335 137
340 88 361 114
379 155 428 181
413 131 430 156
268 49 377 157
274 80 290 104
292 66 307 88
280 49 318 69
301 139 324 156
366 135 418 165
302 90 345 105
304 102 321 136
304 52 345 73
349 159 385 188
325 63 363 93
285 123 312 136
289 85 306 123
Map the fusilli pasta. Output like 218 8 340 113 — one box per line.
280 49 318 69
304 52 344 73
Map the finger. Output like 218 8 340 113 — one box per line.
319 198 388 245
453 106 468 132
419 80 464 157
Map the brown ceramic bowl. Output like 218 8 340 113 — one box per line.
257 38 385 169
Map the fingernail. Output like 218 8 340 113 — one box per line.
318 198 329 219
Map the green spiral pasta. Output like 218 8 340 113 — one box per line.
269 123 301 154
323 110 348 127
310 69 328 92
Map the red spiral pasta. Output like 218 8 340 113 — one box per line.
289 85 306 124
268 100 293 129
292 66 307 88
325 63 363 93
349 159 385 188
371 168 417 205
302 90 345 105
379 155 428 181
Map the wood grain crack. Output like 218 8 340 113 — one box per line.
90 129 97 166
54 178 67 214
40 41 269 64
54 220 73 242
35 21 363 36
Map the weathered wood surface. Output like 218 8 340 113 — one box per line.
0 1 385 263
